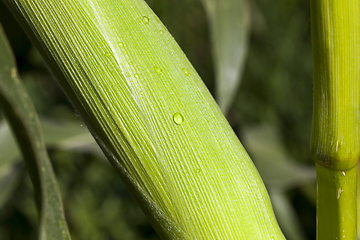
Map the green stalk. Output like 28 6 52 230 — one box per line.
316 165 357 239
3 0 285 239
310 0 360 239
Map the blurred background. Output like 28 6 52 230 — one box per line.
0 0 316 239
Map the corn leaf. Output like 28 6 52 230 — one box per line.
0 25 71 240
3 0 285 239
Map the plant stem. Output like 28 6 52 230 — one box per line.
316 164 357 239
310 0 360 239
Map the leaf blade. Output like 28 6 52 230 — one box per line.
3 1 284 239
0 25 71 240
201 0 250 114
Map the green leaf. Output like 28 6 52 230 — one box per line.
242 125 316 190
0 120 21 209
0 25 71 240
201 0 250 114
0 117 104 161
0 165 20 208
270 191 307 240
40 118 103 157
0 116 104 210
3 0 285 239
0 118 21 166
242 125 313 240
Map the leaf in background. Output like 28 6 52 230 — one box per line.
0 25 71 240
0 164 20 208
0 117 104 162
270 191 307 240
0 116 104 209
242 124 315 240
242 125 316 190
40 118 103 157
201 0 250 114
0 118 21 165
0 120 22 209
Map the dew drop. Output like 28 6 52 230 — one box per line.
173 112 184 125
142 16 150 24
195 169 201 173
105 52 111 57
134 73 140 79
160 30 164 35
118 42 124 47
182 68 190 76
154 66 162 75
125 72 130 77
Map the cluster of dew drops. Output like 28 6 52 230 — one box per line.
104 14 192 127
142 15 190 127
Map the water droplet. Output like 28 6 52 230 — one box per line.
142 16 149 24
125 72 130 77
154 66 162 75
122 49 128 54
134 73 140 79
105 52 111 57
160 30 164 35
182 68 190 76
195 169 201 173
173 112 184 125
118 42 124 47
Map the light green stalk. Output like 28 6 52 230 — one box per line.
3 0 285 239
310 0 360 239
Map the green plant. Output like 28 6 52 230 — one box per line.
0 0 285 239
310 0 360 239
0 0 358 239
0 25 70 240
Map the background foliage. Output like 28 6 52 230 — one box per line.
0 0 315 239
